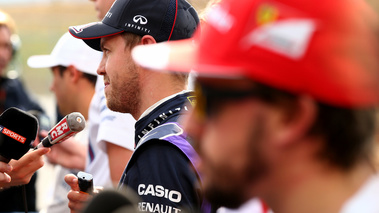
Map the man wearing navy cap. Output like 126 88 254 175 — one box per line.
64 0 208 213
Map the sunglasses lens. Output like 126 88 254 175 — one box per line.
194 82 262 118
194 83 207 119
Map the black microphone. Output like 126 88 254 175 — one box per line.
82 187 140 213
34 112 85 149
0 107 39 163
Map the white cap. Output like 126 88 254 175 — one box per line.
27 32 102 76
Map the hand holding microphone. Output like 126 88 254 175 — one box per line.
0 107 50 187
0 108 85 188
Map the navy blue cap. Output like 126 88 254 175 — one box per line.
69 0 199 51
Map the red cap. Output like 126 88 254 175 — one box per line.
132 0 379 107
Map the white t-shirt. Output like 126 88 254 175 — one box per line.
340 174 379 213
43 127 89 213
85 76 135 188
216 175 379 213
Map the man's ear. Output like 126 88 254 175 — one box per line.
140 35 156 45
271 95 318 146
66 65 81 83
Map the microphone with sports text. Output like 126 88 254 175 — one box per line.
34 112 85 149
0 107 39 163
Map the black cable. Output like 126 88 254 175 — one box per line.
22 184 28 213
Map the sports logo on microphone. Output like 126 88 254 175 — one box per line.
0 125 26 144
50 118 70 140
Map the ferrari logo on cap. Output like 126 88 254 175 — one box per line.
256 4 278 26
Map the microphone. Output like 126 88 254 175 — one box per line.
0 107 39 163
34 112 85 149
82 187 140 213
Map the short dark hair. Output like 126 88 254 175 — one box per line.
56 65 67 76
82 72 97 87
121 32 142 50
56 65 97 87
308 103 376 170
252 82 376 170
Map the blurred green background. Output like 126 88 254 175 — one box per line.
0 0 378 114
0 0 209 117
2 0 98 95
2 0 210 94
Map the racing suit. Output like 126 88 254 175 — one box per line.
119 91 210 213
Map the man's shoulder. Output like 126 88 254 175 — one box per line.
137 122 185 148
134 122 193 165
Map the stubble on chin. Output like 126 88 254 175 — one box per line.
106 78 141 116
202 114 269 209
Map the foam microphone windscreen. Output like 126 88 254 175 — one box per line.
82 187 140 213
0 107 39 162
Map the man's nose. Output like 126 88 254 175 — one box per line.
97 56 106 75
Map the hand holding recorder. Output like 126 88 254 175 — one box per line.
65 172 101 213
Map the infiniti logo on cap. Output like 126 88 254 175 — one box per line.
133 15 148 25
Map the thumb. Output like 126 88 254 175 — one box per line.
65 174 80 191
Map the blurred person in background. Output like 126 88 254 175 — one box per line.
27 32 102 213
195 0 272 212
0 9 48 212
0 10 43 113
131 0 379 212
86 0 136 189
90 0 116 20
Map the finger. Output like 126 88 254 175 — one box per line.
0 162 12 173
67 190 91 212
18 148 50 165
65 174 80 191
68 190 91 202
68 199 84 213
0 172 11 183
10 148 50 172
33 147 51 156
